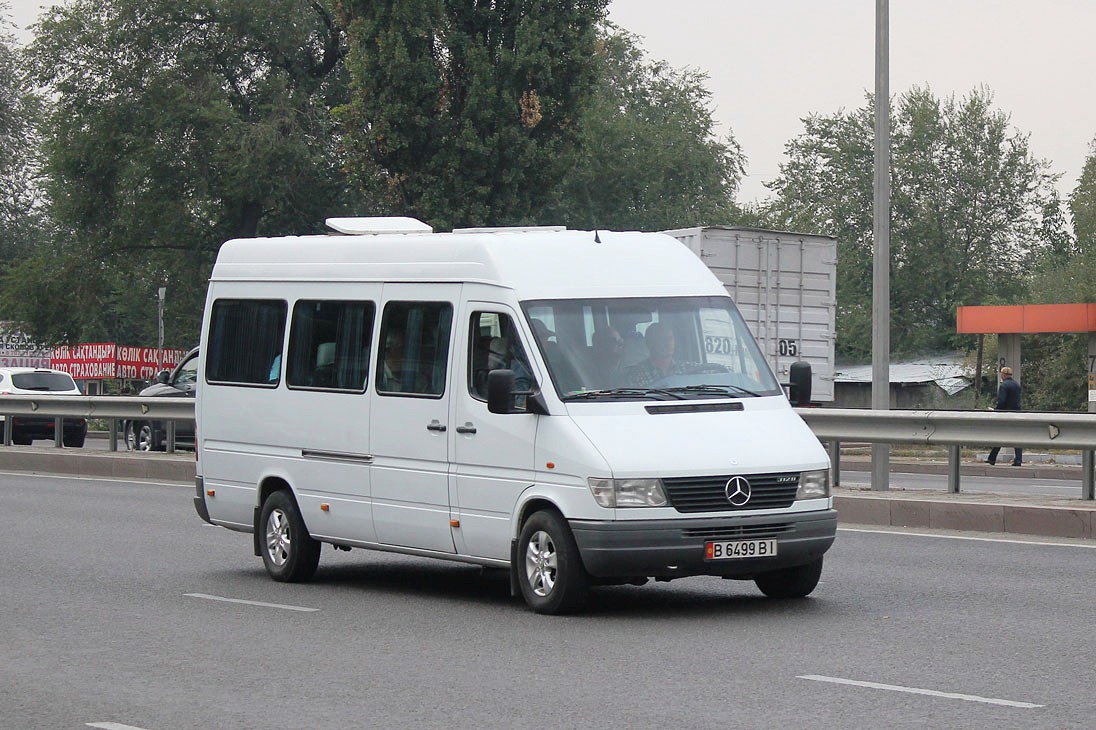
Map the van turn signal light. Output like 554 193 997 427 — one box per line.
321 503 330 512
206 489 215 497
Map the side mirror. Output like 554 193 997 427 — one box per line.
487 369 516 414
788 361 812 406
155 369 171 384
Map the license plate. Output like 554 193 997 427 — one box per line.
705 539 777 560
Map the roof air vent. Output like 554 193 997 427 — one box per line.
325 217 433 235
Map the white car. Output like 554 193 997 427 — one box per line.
0 367 87 447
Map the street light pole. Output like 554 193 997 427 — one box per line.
157 287 166 372
872 0 891 491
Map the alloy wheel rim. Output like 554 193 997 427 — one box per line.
524 530 558 597
266 509 291 566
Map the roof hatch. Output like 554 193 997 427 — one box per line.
325 217 433 235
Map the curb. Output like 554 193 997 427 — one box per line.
0 447 194 484
834 490 1096 540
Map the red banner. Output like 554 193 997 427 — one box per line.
49 343 186 381
115 346 187 380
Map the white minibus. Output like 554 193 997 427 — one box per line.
193 217 836 614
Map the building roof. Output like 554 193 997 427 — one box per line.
834 355 972 395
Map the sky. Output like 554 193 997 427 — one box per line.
607 0 1096 205
5 0 1096 207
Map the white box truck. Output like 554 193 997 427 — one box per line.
193 218 836 614
666 226 837 403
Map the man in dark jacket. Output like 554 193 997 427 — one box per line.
985 366 1022 466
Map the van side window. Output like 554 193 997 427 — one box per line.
207 299 287 386
287 300 375 392
468 311 533 403
377 301 452 397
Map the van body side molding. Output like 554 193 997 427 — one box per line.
301 449 374 465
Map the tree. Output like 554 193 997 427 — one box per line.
336 0 607 231
545 25 744 231
1070 138 1096 256
2 0 351 346
1016 139 1096 411
764 87 1067 360
0 3 45 261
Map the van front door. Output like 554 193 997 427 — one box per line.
369 286 458 553
451 306 539 560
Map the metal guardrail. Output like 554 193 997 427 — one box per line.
2 396 1093 498
0 395 194 452
796 407 1096 500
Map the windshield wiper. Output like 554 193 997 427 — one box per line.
662 384 763 398
563 387 687 401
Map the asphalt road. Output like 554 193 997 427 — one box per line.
2 471 1094 729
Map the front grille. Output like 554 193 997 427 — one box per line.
662 472 800 513
681 522 795 541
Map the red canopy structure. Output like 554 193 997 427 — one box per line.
957 303 1096 334
957 304 1096 398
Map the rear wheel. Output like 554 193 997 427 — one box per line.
260 490 320 582
63 433 85 448
516 509 589 614
754 557 823 599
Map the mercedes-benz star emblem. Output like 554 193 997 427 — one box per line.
724 476 752 507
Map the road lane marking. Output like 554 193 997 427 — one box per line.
87 723 150 730
839 526 1096 549
185 593 319 612
798 675 1044 708
0 470 186 487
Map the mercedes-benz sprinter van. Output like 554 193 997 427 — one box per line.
193 217 836 614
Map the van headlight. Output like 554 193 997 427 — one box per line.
796 469 830 500
587 478 668 508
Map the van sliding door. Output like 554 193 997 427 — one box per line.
369 285 459 553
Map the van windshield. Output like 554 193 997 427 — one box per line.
521 296 783 401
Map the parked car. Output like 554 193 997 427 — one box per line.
0 367 88 447
125 347 198 451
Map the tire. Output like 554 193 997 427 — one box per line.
126 421 157 452
754 557 824 599
260 490 320 582
63 433 85 448
516 509 589 614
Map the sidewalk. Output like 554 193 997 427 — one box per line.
2 447 1094 541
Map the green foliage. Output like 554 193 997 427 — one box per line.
545 25 744 231
336 0 608 231
1070 138 1096 256
0 5 46 261
2 0 351 345
764 87 1068 361
1017 150 1096 412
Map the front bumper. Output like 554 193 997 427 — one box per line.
570 509 837 580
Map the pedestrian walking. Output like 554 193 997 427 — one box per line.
985 366 1022 466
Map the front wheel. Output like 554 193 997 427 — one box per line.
516 510 589 614
260 490 320 582
754 557 823 599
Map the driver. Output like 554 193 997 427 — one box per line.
625 322 696 386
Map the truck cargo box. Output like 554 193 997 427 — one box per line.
665 226 836 402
